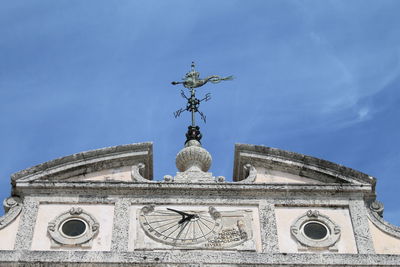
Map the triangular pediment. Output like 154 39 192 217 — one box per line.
11 143 153 184
233 144 376 185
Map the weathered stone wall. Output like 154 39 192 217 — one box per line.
0 143 399 266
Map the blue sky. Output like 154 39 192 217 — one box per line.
0 0 399 225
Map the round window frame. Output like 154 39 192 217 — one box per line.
59 217 88 239
301 220 329 241
47 207 99 247
291 210 341 250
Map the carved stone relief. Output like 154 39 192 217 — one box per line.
131 163 150 182
240 164 257 183
370 200 384 217
136 205 255 251
163 140 226 183
47 207 99 248
291 210 341 251
368 200 400 239
0 197 22 230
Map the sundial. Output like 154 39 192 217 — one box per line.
171 62 233 143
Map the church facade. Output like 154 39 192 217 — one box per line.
0 139 400 266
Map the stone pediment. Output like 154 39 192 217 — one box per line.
11 142 153 184
233 144 376 186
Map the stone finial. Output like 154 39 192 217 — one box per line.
167 139 223 183
175 140 212 172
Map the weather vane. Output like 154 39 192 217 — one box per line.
171 62 233 144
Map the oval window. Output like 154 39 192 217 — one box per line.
61 219 87 238
303 221 328 240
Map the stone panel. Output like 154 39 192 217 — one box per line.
275 206 357 253
31 204 114 251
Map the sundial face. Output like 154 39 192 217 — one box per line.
139 205 222 246
136 205 257 250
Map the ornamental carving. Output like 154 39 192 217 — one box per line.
370 200 384 217
290 209 341 251
131 163 150 182
175 140 212 172
137 205 255 250
240 164 257 183
47 207 99 248
0 197 22 230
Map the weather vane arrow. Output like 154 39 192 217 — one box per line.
171 62 233 144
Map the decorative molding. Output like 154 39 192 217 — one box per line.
0 197 22 230
12 142 153 183
369 200 384 217
215 176 225 183
240 164 257 183
163 175 174 182
368 201 400 238
14 181 372 198
131 163 150 182
47 207 99 248
164 173 226 183
290 210 341 251
233 144 376 185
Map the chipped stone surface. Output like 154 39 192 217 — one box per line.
240 164 257 183
111 199 130 251
349 200 375 254
258 200 279 253
0 250 400 266
14 197 39 250
13 181 373 198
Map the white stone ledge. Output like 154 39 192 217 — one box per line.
13 181 373 198
0 251 399 266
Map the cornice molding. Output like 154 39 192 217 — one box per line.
13 181 372 198
233 144 376 187
11 142 153 184
368 201 400 238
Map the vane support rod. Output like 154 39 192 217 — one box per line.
171 62 233 144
